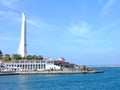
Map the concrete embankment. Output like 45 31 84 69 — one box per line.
0 70 104 76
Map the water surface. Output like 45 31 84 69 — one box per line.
0 68 120 90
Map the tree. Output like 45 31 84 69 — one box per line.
25 55 34 60
3 55 11 61
0 50 2 55
36 55 43 60
12 54 22 60
25 55 43 60
0 55 3 60
80 65 88 71
33 55 37 59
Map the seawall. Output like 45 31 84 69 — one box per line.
0 70 104 76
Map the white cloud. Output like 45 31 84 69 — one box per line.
83 47 115 53
27 19 56 31
0 0 56 31
69 39 119 45
69 22 91 37
66 39 120 53
0 11 19 18
0 10 20 25
0 0 13 6
0 0 20 10
0 36 19 41
103 0 115 14
0 10 55 31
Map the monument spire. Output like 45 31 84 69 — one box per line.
18 12 27 57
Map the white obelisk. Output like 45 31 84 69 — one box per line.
18 12 27 57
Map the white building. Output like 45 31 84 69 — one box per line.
1 60 60 72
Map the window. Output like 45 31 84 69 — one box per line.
41 61 45 63
41 64 43 69
47 61 54 64
15 61 19 63
20 60 24 63
39 64 41 69
44 64 46 69
36 60 40 63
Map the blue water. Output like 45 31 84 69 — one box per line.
0 68 120 90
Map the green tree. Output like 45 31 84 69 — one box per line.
0 50 2 55
80 65 88 71
0 55 3 60
25 55 34 60
12 54 22 60
36 55 43 60
3 55 11 61
33 55 37 59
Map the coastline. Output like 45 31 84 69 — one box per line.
87 65 120 68
0 70 104 76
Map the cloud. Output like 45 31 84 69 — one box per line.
0 0 22 24
0 0 20 10
66 20 120 53
66 39 120 53
84 46 115 53
0 0 56 31
69 22 91 38
103 0 115 14
68 39 120 45
0 10 20 25
0 11 19 26
0 36 19 41
0 11 19 18
0 0 13 6
27 19 56 31
0 10 55 31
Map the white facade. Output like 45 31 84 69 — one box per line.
18 12 27 57
1 60 60 72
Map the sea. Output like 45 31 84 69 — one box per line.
0 67 120 90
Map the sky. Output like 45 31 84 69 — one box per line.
0 0 120 65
